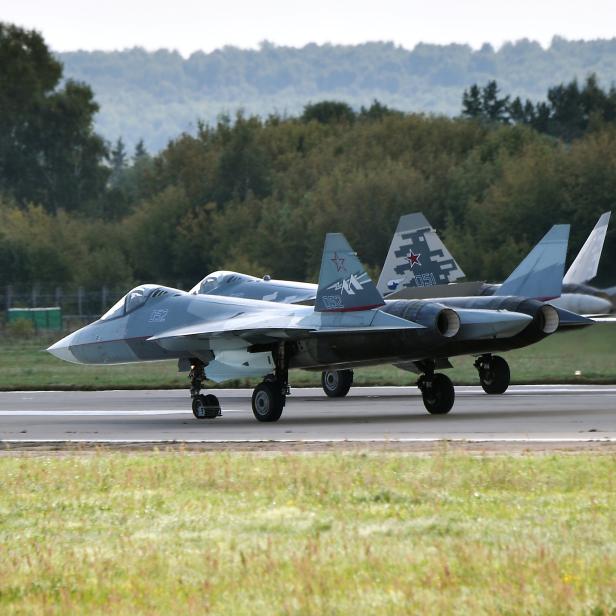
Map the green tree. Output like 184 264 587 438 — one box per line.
302 101 356 125
462 81 509 123
0 22 108 214
462 84 482 118
110 137 127 184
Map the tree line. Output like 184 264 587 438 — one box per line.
59 37 616 151
1 23 615 301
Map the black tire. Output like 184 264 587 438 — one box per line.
252 381 285 422
421 373 455 415
192 394 221 419
479 355 510 395
321 369 354 398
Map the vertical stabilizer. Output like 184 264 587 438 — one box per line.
376 212 465 296
562 212 611 285
497 224 570 300
315 233 385 312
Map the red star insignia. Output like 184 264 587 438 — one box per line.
406 250 421 268
330 252 346 272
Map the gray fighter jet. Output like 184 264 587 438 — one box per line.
49 233 547 420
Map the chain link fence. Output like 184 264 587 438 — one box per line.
0 285 130 332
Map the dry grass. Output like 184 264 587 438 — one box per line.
1 451 615 614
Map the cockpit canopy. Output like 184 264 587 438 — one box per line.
100 284 167 321
189 271 258 295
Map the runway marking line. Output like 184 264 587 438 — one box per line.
2 437 616 444
0 410 243 416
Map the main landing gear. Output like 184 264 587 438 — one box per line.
474 354 510 394
251 343 290 422
417 361 455 414
321 369 354 398
189 360 221 419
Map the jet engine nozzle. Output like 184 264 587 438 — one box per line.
382 300 460 338
538 304 559 334
436 308 461 338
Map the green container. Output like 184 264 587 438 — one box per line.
7 307 62 330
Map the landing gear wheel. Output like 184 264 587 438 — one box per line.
419 373 455 415
192 394 221 419
321 369 354 398
477 355 510 394
252 381 285 422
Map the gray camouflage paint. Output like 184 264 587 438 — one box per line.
376 212 465 295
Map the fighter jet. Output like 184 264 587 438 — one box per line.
48 234 542 420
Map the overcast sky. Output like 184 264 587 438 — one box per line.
4 0 616 56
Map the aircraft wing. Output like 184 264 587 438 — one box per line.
148 309 423 346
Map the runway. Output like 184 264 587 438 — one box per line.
1 385 616 447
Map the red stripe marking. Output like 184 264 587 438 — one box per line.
318 303 384 313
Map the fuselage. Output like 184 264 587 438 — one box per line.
49 285 541 383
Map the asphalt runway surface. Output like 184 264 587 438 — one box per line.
1 385 615 448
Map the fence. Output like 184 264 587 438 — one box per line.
0 285 128 321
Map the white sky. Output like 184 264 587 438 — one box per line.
4 0 616 56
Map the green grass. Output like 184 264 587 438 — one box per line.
1 323 615 390
0 452 615 614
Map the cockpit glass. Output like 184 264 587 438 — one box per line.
99 285 154 320
201 276 220 293
125 286 152 313
100 296 125 321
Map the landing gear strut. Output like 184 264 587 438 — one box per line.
474 354 510 394
251 343 289 422
189 359 221 419
417 361 455 414
321 369 354 398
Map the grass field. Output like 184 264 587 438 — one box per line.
1 323 615 390
0 452 615 614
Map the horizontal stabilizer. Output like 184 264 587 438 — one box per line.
497 224 570 300
315 233 385 312
563 212 611 285
385 280 486 301
552 306 594 329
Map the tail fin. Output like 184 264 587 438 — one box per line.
497 224 570 300
376 212 465 296
315 233 385 312
562 212 611 285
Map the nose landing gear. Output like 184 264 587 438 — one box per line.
474 354 510 394
189 360 221 419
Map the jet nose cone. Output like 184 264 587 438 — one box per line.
47 333 78 364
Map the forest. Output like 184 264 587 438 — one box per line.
1 22 616 304
59 37 616 151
